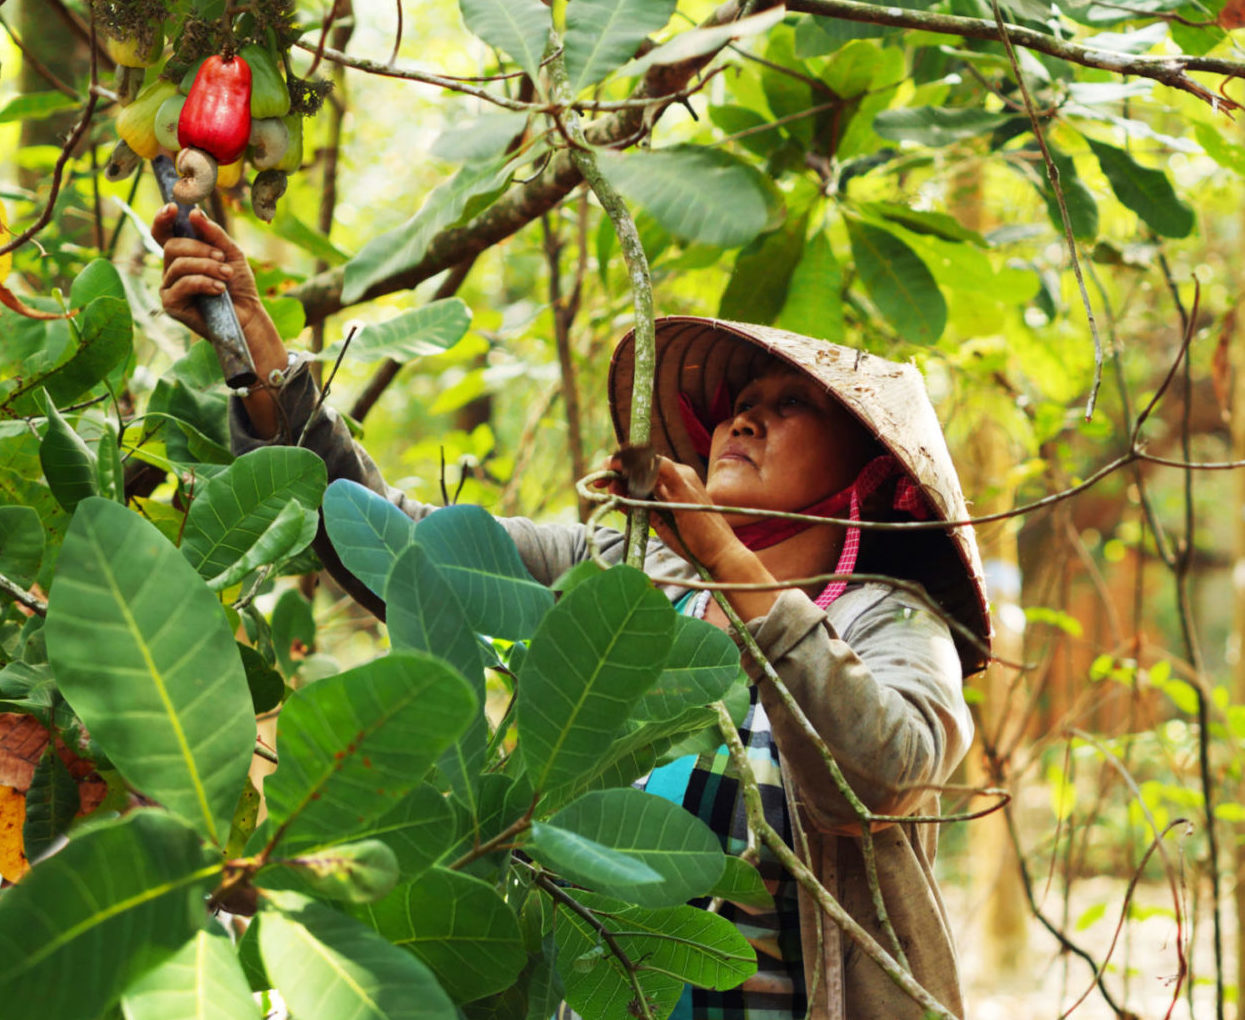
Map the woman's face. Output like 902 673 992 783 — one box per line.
704 367 867 514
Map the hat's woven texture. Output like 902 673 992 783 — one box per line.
609 315 992 675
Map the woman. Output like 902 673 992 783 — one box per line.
156 205 990 1020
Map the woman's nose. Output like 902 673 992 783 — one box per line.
730 407 762 435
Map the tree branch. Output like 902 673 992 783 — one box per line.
286 0 752 326
787 0 1245 109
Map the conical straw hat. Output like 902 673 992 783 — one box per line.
609 315 991 676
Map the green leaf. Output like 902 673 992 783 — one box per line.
1194 120 1245 175
0 662 55 724
384 543 488 810
596 146 771 248
358 867 526 1003
180 447 327 582
0 810 216 1020
96 421 125 504
323 479 417 598
0 91 78 123
617 5 785 77
717 213 808 324
44 297 134 406
413 505 554 640
0 505 44 591
540 787 724 907
1084 136 1194 238
564 0 677 93
874 107 1011 147
70 258 126 306
262 296 307 342
705 856 774 911
845 217 946 344
206 499 318 591
1031 145 1098 240
343 156 514 305
775 231 843 342
271 208 351 266
280 839 401 904
263 652 477 851
575 892 754 989
458 0 551 81
634 615 741 722
431 111 529 162
352 783 456 881
45 499 255 845
21 746 78 862
238 643 285 714
260 893 457 1020
39 397 98 513
271 588 316 676
323 298 473 364
121 926 260 1020
517 564 674 792
528 820 665 889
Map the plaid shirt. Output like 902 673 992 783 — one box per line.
634 595 806 1019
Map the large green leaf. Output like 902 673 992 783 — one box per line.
775 231 843 342
322 299 473 364
43 297 134 406
0 90 78 123
1085 135 1194 238
718 213 808 324
430 111 529 161
385 543 488 809
359 867 526 1003
0 505 43 590
263 652 477 851
39 398 98 513
342 148 513 305
121 926 260 1020
45 499 255 844
413 505 553 640
538 787 724 907
555 891 754 1012
634 615 741 722
845 218 946 344
349 783 455 881
705 855 774 912
323 479 417 598
874 107 1011 147
206 499 319 591
564 0 677 93
180 447 326 582
596 146 771 248
261 893 457 1020
458 0 551 81
0 810 217 1020
517 565 674 792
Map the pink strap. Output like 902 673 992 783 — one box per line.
676 382 734 459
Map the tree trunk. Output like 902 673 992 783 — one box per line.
950 161 1030 980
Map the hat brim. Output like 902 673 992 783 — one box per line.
608 315 992 675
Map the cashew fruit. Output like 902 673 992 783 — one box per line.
247 117 289 170
274 113 304 173
251 169 288 223
173 146 218 204
117 78 178 159
239 43 290 119
104 139 142 181
178 54 252 165
154 92 186 151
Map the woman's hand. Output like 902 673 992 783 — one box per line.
152 205 267 339
152 204 289 439
602 452 742 573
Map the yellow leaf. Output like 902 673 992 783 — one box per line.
0 199 10 282
0 784 29 882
